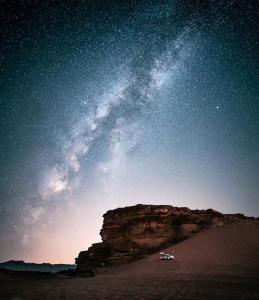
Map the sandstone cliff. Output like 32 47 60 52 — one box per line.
76 204 253 271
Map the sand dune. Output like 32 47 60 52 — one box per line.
114 219 259 276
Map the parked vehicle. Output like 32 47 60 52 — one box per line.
160 252 174 260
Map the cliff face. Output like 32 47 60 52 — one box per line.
76 204 251 270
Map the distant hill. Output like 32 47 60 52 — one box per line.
0 260 76 273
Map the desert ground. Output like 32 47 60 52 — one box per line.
1 220 259 300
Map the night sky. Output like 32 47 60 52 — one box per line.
1 0 259 263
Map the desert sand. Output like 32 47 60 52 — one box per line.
1 220 259 299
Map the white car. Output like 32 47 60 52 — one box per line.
160 252 175 260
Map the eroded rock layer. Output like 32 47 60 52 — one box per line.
76 204 252 270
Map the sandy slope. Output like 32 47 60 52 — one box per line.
114 220 259 277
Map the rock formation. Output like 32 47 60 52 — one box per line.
76 204 253 271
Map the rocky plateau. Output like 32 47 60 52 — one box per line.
76 204 254 271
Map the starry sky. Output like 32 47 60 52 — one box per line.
0 0 259 263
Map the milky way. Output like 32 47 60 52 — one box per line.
1 0 259 263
